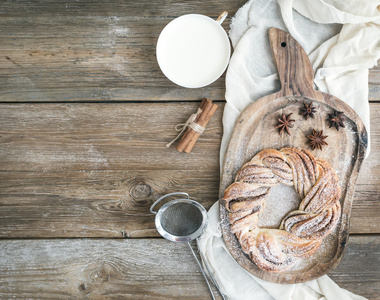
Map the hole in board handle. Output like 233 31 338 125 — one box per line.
281 42 287 47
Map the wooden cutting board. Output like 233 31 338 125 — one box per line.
219 28 368 284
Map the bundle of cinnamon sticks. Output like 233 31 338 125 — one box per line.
176 98 218 153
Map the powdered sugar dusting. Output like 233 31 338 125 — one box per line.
259 184 300 228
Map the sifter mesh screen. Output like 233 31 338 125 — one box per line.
160 202 203 237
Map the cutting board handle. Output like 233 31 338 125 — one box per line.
269 28 315 98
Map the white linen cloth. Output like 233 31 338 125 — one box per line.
198 0 380 299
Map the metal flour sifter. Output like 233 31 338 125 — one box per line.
150 192 226 300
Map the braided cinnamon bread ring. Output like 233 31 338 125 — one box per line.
223 147 341 272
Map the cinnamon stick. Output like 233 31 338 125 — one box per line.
176 98 208 151
176 98 218 153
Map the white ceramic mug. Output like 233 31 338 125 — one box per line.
156 12 231 88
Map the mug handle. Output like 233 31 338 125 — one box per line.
216 11 228 25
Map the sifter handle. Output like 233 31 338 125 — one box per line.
197 240 227 300
150 192 190 214
188 242 216 300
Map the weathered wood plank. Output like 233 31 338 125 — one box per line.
328 235 380 300
0 170 220 238
0 0 246 17
0 1 378 102
0 103 379 237
369 64 380 101
0 236 378 299
0 0 246 102
0 103 222 172
0 103 222 238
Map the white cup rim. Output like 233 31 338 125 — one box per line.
156 14 231 89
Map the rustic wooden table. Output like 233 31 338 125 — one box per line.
0 1 379 299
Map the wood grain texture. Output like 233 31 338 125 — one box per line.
0 102 379 238
0 0 246 102
220 28 367 283
369 64 380 101
0 236 378 299
0 1 378 102
0 103 222 238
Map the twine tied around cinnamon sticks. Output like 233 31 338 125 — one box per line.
165 108 204 148
166 98 218 153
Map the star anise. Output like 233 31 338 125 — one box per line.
275 113 295 135
300 101 317 120
307 129 328 151
327 110 345 131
